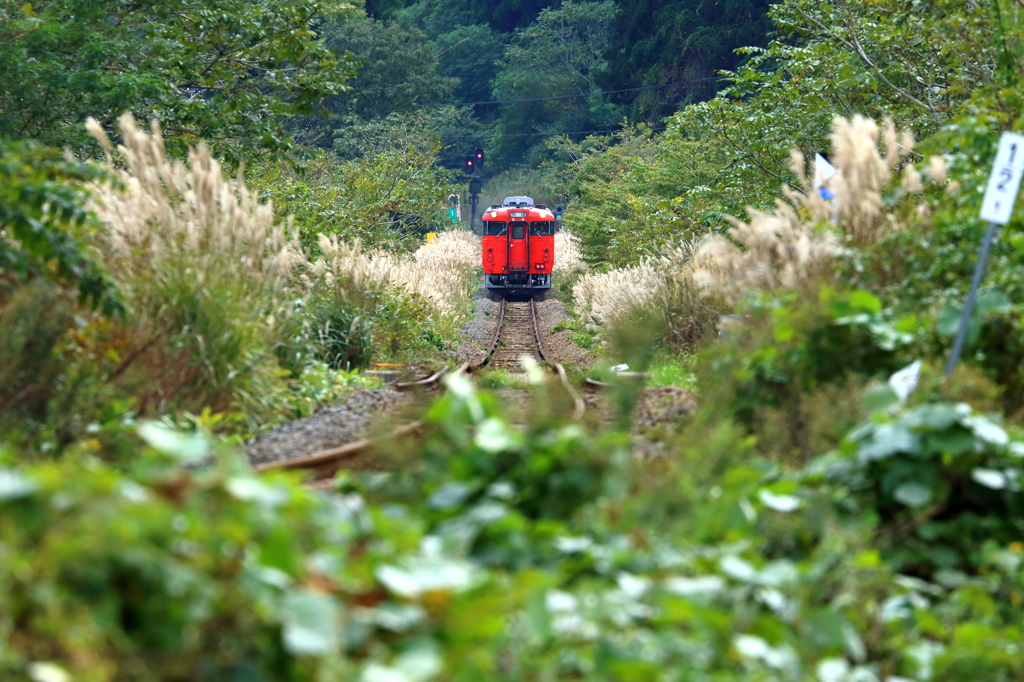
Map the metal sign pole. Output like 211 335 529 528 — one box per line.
945 131 1024 378
944 221 998 378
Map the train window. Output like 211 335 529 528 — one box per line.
511 222 526 239
529 221 553 236
483 221 507 236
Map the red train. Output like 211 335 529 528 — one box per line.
481 196 555 294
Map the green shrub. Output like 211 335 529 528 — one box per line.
697 287 918 462
0 139 122 315
811 399 1024 577
4 380 1024 680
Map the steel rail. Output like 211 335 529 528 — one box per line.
529 298 585 420
258 296 584 482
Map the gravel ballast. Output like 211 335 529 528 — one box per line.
245 388 403 466
246 284 596 468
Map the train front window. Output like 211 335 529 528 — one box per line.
529 221 553 236
511 222 526 239
484 221 507 236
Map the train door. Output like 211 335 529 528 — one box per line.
507 220 529 271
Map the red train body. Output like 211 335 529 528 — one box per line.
481 196 555 293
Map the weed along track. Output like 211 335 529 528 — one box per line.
256 296 586 483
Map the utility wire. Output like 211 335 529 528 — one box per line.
494 126 668 138
442 74 729 107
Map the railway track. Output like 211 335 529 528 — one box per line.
256 296 585 481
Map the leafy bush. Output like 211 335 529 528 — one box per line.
248 121 459 254
0 139 121 314
813 399 1024 577
553 126 724 268
697 288 917 462
4 376 1024 681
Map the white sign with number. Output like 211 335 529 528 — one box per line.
980 131 1024 225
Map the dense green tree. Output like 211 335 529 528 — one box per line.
396 0 480 37
490 0 622 167
0 140 121 315
0 0 356 164
465 0 559 29
364 0 407 20
674 0 1013 204
552 125 724 266
296 13 456 146
397 0 558 31
602 0 772 120
251 112 459 252
433 24 508 106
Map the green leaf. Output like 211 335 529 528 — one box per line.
925 429 975 455
903 403 963 431
137 422 209 462
971 468 1007 489
280 591 341 656
857 424 920 462
861 384 899 414
893 480 932 508
474 417 520 453
376 558 479 598
0 469 38 501
849 290 882 314
757 489 802 512
226 477 289 508
975 289 1011 315
963 415 1009 446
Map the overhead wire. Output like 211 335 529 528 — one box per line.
495 126 668 138
440 74 730 107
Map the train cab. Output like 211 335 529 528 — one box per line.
481 196 555 293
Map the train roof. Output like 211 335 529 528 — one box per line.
482 204 555 220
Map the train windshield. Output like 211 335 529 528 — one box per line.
529 221 553 236
483 221 507 236
510 221 526 239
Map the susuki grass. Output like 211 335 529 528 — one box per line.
573 242 716 351
693 115 941 304
86 114 303 420
574 115 943 348
312 229 479 328
553 230 586 274
74 115 478 429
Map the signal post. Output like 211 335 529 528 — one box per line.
465 148 484 234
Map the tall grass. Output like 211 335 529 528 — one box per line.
693 115 937 304
573 243 716 350
86 114 303 419
572 116 943 346
86 116 482 411
312 229 479 327
553 230 586 274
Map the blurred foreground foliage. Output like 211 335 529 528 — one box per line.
2 374 1024 680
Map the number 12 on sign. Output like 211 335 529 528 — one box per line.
946 131 1024 378
980 131 1024 225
